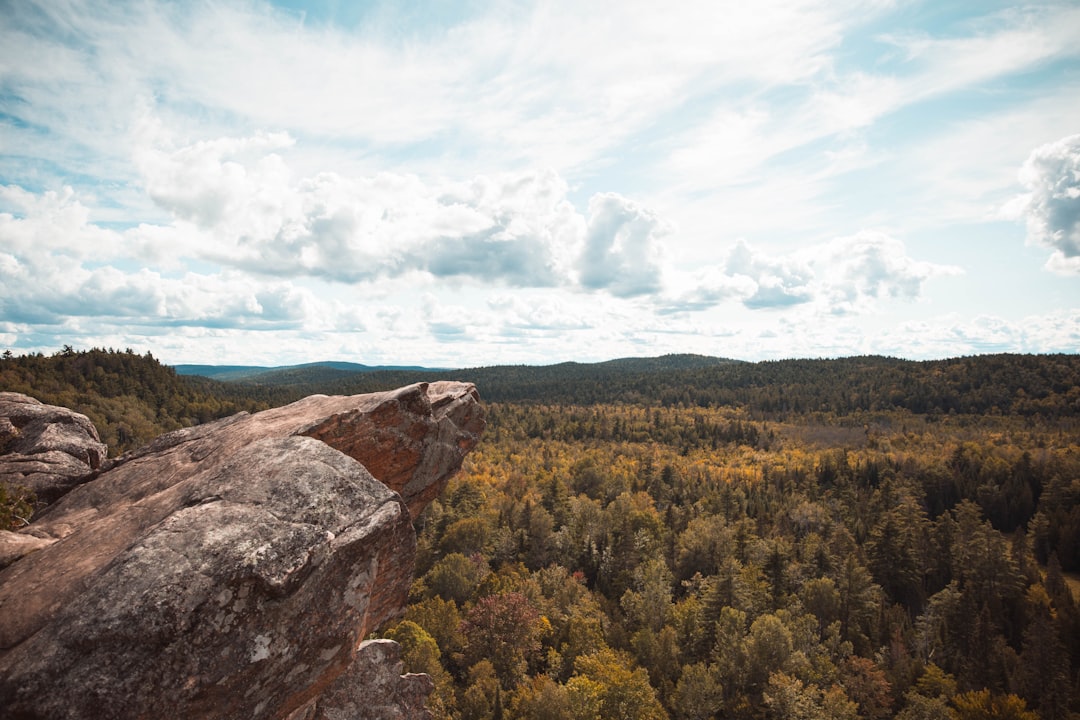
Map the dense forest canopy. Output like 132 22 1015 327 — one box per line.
3 347 1080 718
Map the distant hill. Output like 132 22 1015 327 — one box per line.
172 354 742 399
5 350 1079 461
174 361 442 384
173 365 274 381
175 353 1080 418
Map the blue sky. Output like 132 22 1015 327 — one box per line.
1 0 1078 367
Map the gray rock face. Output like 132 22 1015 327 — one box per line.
0 392 107 507
290 639 435 720
0 382 483 720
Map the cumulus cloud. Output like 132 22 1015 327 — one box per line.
134 121 296 230
424 171 585 286
0 185 122 257
579 194 669 297
132 125 685 297
813 231 962 314
655 266 757 315
657 233 958 315
133 126 597 288
1 254 154 324
726 239 814 309
1009 133 1080 273
0 247 323 331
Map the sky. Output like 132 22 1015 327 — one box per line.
1 0 1078 368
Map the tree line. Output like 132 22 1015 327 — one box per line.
0 347 287 455
222 353 1080 420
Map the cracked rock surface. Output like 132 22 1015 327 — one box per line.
0 382 483 720
0 392 107 508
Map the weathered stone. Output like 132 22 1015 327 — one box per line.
0 392 108 507
0 530 56 570
312 639 435 720
0 382 483 720
301 381 486 517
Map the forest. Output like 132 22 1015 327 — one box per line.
2 348 1079 718
0 347 286 454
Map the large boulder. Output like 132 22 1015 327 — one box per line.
0 392 108 507
0 382 483 720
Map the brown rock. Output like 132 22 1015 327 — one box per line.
0 530 56 570
0 392 108 507
0 382 484 719
301 381 486 517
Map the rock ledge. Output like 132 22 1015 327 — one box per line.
0 382 483 720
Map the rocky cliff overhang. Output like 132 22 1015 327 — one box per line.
0 382 484 720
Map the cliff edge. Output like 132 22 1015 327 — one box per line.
0 382 484 720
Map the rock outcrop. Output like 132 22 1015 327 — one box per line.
0 392 107 507
295 639 436 720
0 382 483 720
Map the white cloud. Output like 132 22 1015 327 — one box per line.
0 246 325 331
656 233 959 315
813 231 963 315
878 5 1080 98
0 185 122 257
132 125 691 296
655 3 1080 232
134 118 296 230
487 293 594 333
897 87 1080 230
655 266 757 315
726 239 815 310
1009 133 1080 274
879 310 1080 358
131 124 589 286
579 193 669 297
423 171 585 286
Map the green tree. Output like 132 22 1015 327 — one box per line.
895 693 952 720
620 557 674 633
0 483 34 529
458 660 502 720
671 663 723 720
911 663 956 700
799 577 841 633
404 595 463 666
832 549 882 654
423 553 488 605
383 620 456 719
1015 606 1071 720
439 516 491 557
764 672 857 720
746 613 794 693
